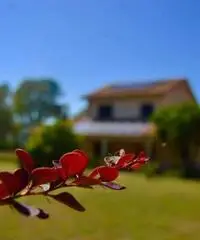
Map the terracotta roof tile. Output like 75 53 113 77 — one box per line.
84 78 187 99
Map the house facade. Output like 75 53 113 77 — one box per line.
74 78 196 158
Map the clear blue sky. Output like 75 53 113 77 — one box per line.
0 0 200 115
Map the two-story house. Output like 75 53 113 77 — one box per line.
74 78 196 158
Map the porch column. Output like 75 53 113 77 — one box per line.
100 139 108 157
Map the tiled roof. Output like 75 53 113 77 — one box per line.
84 78 187 99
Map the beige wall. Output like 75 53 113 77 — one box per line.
88 97 160 120
87 83 195 120
160 83 195 107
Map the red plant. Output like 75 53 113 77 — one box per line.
0 148 149 219
104 149 149 170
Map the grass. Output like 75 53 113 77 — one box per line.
0 153 200 239
0 151 18 170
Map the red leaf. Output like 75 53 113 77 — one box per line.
89 166 119 182
138 151 146 158
73 149 88 162
55 166 66 180
0 172 19 195
137 151 149 164
0 183 9 199
130 162 141 169
123 160 134 167
99 167 119 182
0 172 14 194
115 153 135 168
15 149 34 173
88 166 101 179
31 167 59 187
73 176 101 186
59 152 88 178
0 169 29 196
13 168 29 193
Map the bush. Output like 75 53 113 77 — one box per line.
143 161 182 178
0 139 17 150
151 103 200 179
88 155 102 169
25 120 84 167
0 140 10 150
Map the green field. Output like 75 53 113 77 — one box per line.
0 152 200 240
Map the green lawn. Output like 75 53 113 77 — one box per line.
0 153 200 240
0 152 18 171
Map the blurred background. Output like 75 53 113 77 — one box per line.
1 0 200 239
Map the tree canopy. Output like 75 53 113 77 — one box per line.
13 78 66 126
0 84 13 147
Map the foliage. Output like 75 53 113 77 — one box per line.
0 148 149 219
0 79 70 150
88 155 101 169
13 78 67 126
151 102 200 178
0 84 14 149
26 120 83 167
0 83 10 107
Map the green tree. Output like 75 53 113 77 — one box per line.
0 84 10 106
0 84 14 148
151 103 200 178
13 78 67 126
25 120 83 167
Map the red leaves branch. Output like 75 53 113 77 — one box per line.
0 148 149 219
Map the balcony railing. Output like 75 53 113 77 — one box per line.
94 116 151 122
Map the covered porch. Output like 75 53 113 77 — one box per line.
74 121 155 158
85 135 154 158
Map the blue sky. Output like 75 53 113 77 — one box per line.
0 0 200 115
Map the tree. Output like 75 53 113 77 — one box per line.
151 102 200 178
0 84 10 107
13 78 67 126
0 84 14 148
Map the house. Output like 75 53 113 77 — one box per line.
74 78 196 158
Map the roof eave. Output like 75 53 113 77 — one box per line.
83 93 164 101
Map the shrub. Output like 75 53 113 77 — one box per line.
25 120 84 167
88 155 102 169
151 103 200 178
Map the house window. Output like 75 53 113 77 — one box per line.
97 105 113 120
141 104 154 121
